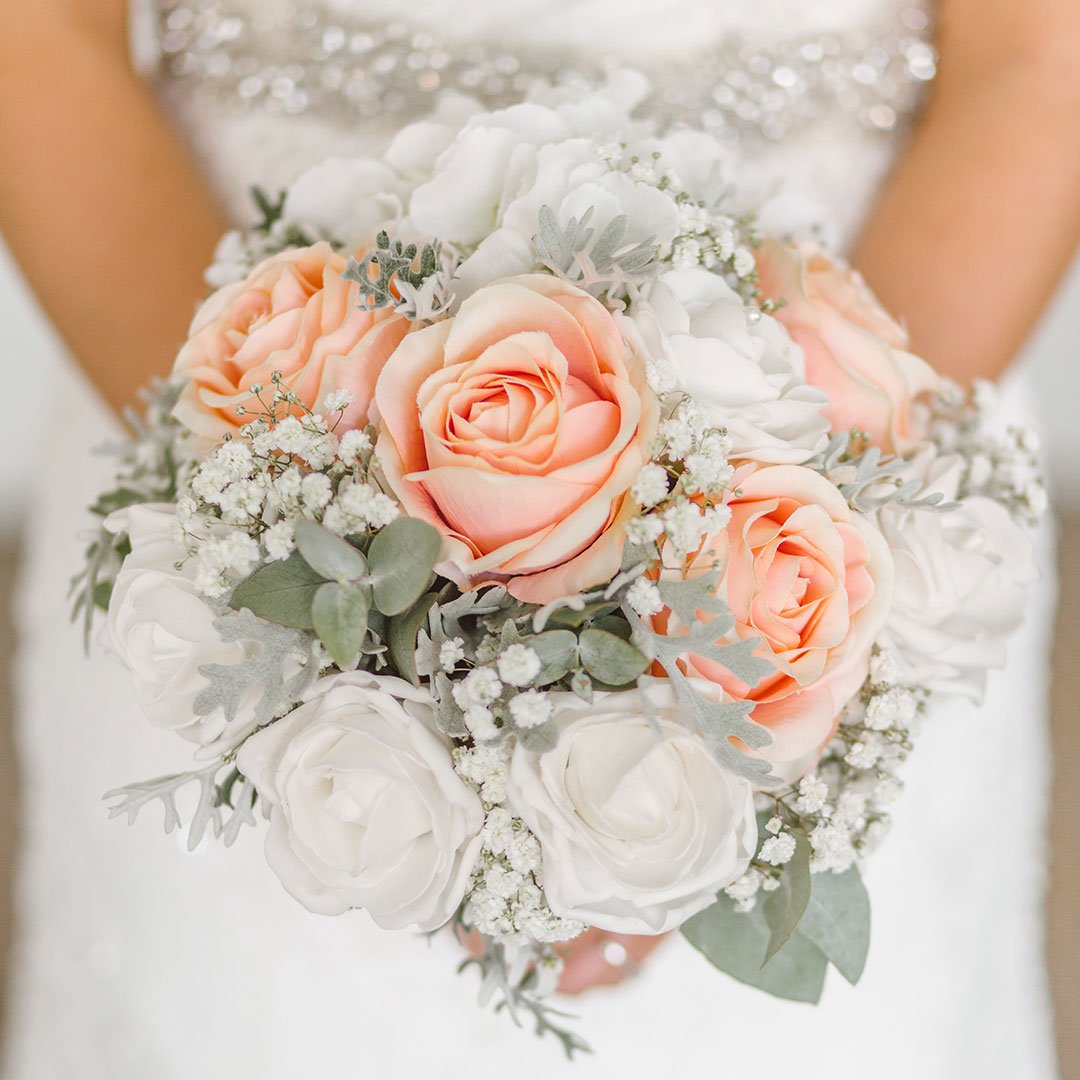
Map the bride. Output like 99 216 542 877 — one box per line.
0 0 1074 1076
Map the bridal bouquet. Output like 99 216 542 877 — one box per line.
76 74 1044 1055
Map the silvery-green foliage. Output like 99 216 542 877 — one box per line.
762 828 812 965
532 205 659 298
343 230 446 313
194 609 319 727
681 892 828 1003
682 862 871 998
72 378 192 646
630 574 777 786
808 433 952 513
455 913 590 1060
104 763 258 853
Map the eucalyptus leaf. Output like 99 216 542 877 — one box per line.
545 600 619 630
681 894 828 1004
312 581 371 668
294 519 367 581
579 627 650 687
367 518 442 616
387 591 439 685
525 630 579 686
762 829 813 968
799 867 871 985
570 670 593 703
230 551 325 629
517 720 559 754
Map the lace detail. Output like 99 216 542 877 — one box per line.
150 0 936 143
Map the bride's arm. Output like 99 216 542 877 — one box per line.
0 0 227 413
853 0 1080 383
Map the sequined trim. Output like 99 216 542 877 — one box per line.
151 2 937 142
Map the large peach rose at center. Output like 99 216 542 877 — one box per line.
656 464 894 776
375 275 658 602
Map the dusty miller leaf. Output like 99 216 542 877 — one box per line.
194 608 319 727
104 762 258 853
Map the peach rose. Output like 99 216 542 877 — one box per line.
756 238 941 454
173 242 409 442
656 464 893 775
375 275 659 603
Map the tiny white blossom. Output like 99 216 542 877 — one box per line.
337 428 372 466
865 687 917 732
869 648 902 686
724 868 763 912
300 472 333 512
624 514 665 546
759 832 797 866
439 637 466 672
631 463 669 509
626 577 663 617
810 821 857 873
464 705 500 742
508 691 553 730
496 644 541 687
453 667 503 709
322 389 356 414
845 736 883 770
732 246 755 278
765 816 783 836
795 774 829 815
264 521 296 561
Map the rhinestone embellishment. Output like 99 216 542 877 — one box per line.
152 2 936 142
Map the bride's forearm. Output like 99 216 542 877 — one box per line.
852 0 1080 384
0 5 227 414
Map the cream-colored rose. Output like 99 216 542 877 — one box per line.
656 464 894 775
876 453 1036 699
756 238 941 454
173 242 409 443
237 673 484 930
375 274 659 603
105 504 262 756
507 683 757 935
621 267 829 464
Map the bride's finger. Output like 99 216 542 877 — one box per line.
556 930 670 996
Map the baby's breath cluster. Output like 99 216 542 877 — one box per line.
596 141 761 303
454 747 584 945
932 379 1048 525
724 646 924 912
176 378 398 598
624 400 735 566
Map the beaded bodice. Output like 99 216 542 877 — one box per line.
130 0 936 247
142 0 935 147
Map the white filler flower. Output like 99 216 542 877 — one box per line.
105 503 264 756
507 681 757 934
238 672 485 930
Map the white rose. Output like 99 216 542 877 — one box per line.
876 453 1037 699
402 76 677 299
238 672 484 929
283 157 409 248
105 504 261 756
507 682 757 934
622 267 830 464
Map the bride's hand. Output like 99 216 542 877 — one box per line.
459 926 670 995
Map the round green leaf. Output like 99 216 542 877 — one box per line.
387 592 439 686
578 627 649 687
312 581 371 668
230 551 323 629
367 519 442 616
294 520 367 581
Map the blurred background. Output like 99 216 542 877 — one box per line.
0 234 1076 1070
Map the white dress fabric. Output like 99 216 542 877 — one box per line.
3 2 1058 1077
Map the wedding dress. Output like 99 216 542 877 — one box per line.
3 1 1058 1077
